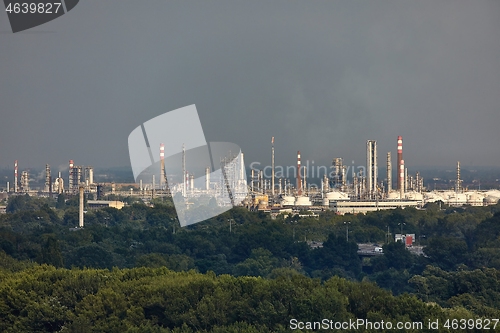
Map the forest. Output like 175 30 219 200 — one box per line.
1 194 500 332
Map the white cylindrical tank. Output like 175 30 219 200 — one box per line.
282 196 295 206
424 191 445 203
325 191 349 201
467 192 485 206
447 193 467 205
387 191 401 199
295 196 312 206
405 191 423 201
485 196 500 205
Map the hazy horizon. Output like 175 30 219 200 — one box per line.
1 0 500 172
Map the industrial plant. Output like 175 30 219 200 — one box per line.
243 135 500 215
2 135 500 220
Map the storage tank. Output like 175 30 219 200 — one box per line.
424 191 445 203
467 192 485 206
485 196 500 205
447 193 467 205
323 191 349 205
295 196 312 206
282 196 296 206
258 200 269 209
387 191 401 199
325 191 349 201
253 195 268 205
405 191 423 201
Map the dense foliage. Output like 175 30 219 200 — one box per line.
1 194 500 331
0 261 491 333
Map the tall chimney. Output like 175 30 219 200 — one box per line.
69 160 74 193
271 137 275 196
405 167 408 193
250 169 254 192
303 166 307 193
160 143 165 189
366 140 377 199
14 160 18 193
297 151 302 195
182 144 186 197
259 170 266 194
386 152 392 193
415 171 421 193
205 167 210 190
397 136 403 192
79 185 84 228
400 159 405 199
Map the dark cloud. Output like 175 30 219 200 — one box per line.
1 0 499 173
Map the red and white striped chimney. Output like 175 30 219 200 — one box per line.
160 144 165 160
297 151 302 195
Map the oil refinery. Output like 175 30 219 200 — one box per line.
1 135 500 217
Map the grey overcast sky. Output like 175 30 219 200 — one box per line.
1 0 499 173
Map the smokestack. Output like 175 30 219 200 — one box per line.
400 159 405 199
240 152 245 187
397 136 403 192
14 160 18 193
190 174 194 191
205 167 210 190
415 171 421 193
182 144 186 197
297 151 302 195
271 137 275 196
250 169 254 192
386 152 392 193
259 170 264 194
405 167 408 193
303 166 307 193
6 182 9 193
160 143 165 189
79 185 84 228
69 160 74 193
366 140 377 199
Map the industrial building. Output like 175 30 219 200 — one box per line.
87 200 125 210
329 199 420 215
4 133 500 219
